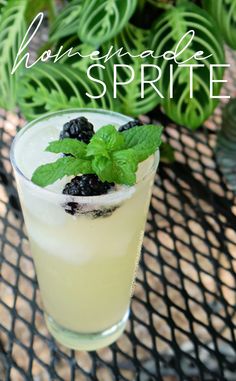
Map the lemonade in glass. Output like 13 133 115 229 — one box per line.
10 109 160 350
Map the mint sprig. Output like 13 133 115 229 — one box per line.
46 138 87 158
31 123 163 187
92 148 138 186
122 124 162 162
32 156 93 187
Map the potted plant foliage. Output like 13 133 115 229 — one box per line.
0 0 235 130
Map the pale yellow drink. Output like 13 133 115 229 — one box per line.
11 109 159 350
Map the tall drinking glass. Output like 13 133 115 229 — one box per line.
10 109 159 350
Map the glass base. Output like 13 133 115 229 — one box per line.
45 310 129 351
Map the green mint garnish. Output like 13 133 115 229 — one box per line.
122 124 162 162
86 125 125 159
31 123 163 187
92 148 138 186
32 156 93 187
46 138 87 158
89 124 125 153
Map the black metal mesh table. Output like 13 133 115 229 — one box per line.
0 52 236 381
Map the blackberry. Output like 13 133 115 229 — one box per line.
64 202 118 218
60 116 94 144
62 174 114 197
64 202 80 216
118 119 143 132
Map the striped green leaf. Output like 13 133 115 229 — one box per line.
78 0 137 45
151 3 225 129
102 23 161 117
203 0 236 49
17 63 115 121
0 0 27 110
50 0 83 41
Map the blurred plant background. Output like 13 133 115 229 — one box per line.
0 0 235 130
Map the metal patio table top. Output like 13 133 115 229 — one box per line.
0 52 236 381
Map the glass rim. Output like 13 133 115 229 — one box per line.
10 108 160 204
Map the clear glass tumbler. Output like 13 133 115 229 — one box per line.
10 109 159 350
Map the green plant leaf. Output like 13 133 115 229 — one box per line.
112 149 138 185
25 0 56 25
91 156 113 182
93 125 125 151
102 23 161 117
203 0 236 49
145 0 174 9
92 148 138 185
86 139 109 158
78 0 137 45
151 3 225 129
32 156 94 187
87 125 125 158
122 124 163 161
47 37 118 112
0 1 7 8
50 0 83 41
0 0 26 110
52 35 95 72
17 63 114 121
32 123 163 187
46 138 87 158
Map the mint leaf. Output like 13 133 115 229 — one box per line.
86 124 125 160
46 138 87 158
112 149 138 185
92 156 113 182
122 124 163 162
32 156 93 187
32 122 163 188
93 124 125 152
92 148 138 186
86 138 110 158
